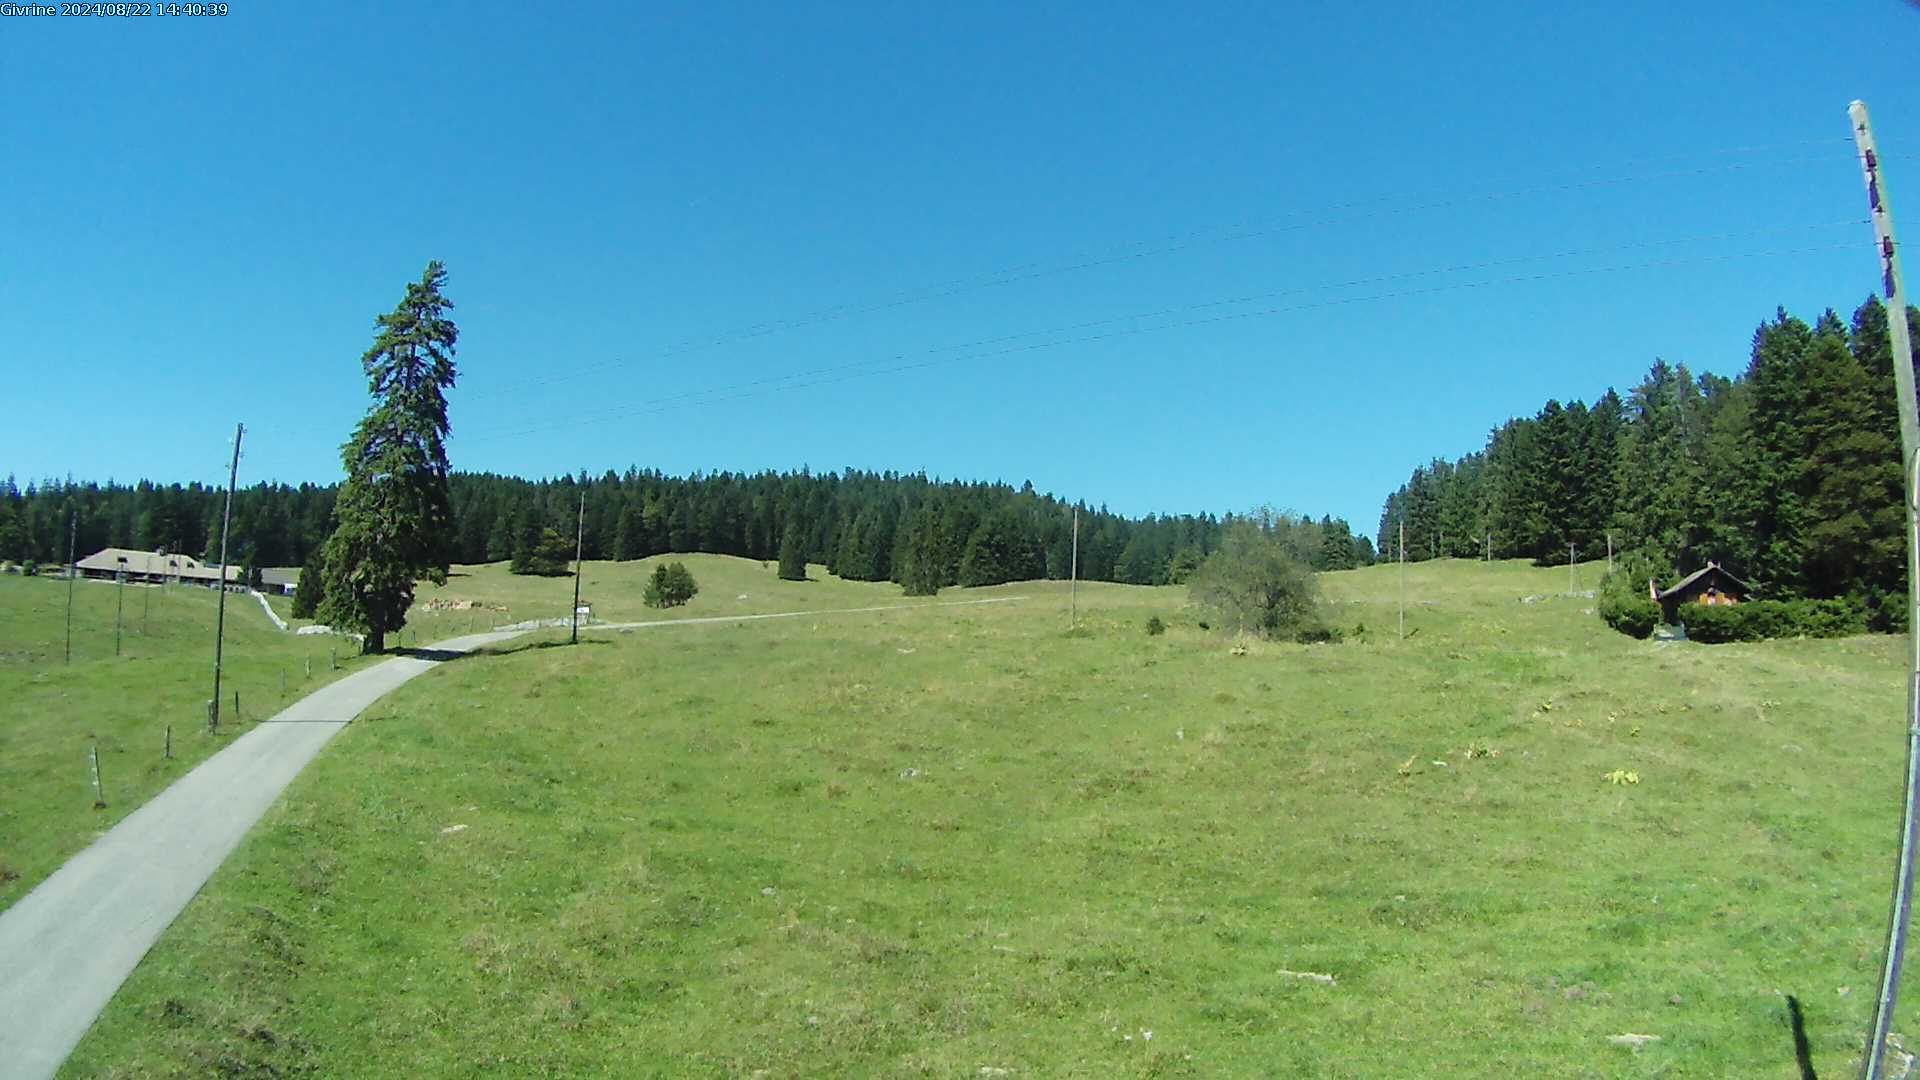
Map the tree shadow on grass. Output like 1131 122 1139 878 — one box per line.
395 647 472 663
467 638 613 658
1786 995 1817 1080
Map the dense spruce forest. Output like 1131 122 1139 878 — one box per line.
1378 297 1920 628
0 469 1375 590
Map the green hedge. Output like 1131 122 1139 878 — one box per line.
1679 599 1864 643
1599 593 1659 639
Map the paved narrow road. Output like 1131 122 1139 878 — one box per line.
0 630 522 1080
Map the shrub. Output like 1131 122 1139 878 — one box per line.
1599 593 1659 639
1188 521 1326 640
1864 587 1909 634
1597 556 1663 639
643 561 699 608
1680 598 1864 643
1680 602 1746 643
1777 598 1863 638
21 559 37 577
1145 615 1166 636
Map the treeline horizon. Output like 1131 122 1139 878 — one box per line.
0 467 1377 590
1377 296 1920 628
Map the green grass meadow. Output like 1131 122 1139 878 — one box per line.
45 557 1920 1075
0 574 377 911
406 554 976 629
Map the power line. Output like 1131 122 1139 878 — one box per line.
461 145 1857 402
246 144 1893 471
460 238 1865 444
517 218 1861 421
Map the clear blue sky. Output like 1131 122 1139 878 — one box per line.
3 0 1916 532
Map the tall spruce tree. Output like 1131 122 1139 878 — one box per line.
777 520 807 580
1802 318 1898 599
1743 310 1817 595
613 505 642 561
290 542 326 619
897 510 943 597
316 261 459 653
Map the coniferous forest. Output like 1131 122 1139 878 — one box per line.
19 297 1911 611
0 468 1376 591
1377 297 1920 629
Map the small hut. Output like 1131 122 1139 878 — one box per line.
1653 562 1752 625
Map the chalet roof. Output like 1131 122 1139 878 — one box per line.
75 548 239 583
258 567 302 588
1656 561 1751 602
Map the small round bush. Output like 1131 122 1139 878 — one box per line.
1145 615 1166 636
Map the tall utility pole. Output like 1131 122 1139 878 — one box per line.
1568 543 1577 596
1069 507 1079 630
63 512 76 664
209 423 244 734
1398 519 1406 640
1851 100 1920 1080
570 492 585 645
114 555 126 657
1607 531 1614 575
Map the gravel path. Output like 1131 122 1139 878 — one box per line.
0 630 522 1080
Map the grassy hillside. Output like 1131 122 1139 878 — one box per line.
0 575 377 911
406 554 976 629
61 558 1919 1076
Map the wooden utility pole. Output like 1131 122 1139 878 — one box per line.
1069 507 1079 630
63 512 76 664
1607 531 1614 575
1568 543 1577 595
209 423 243 733
114 555 126 657
1398 519 1406 640
1851 100 1920 1080
570 492 585 645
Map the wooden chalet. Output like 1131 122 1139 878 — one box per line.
1653 561 1752 625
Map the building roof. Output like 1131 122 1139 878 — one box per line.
76 548 239 583
1656 561 1751 602
258 567 302 588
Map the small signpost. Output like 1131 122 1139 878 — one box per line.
89 742 105 809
